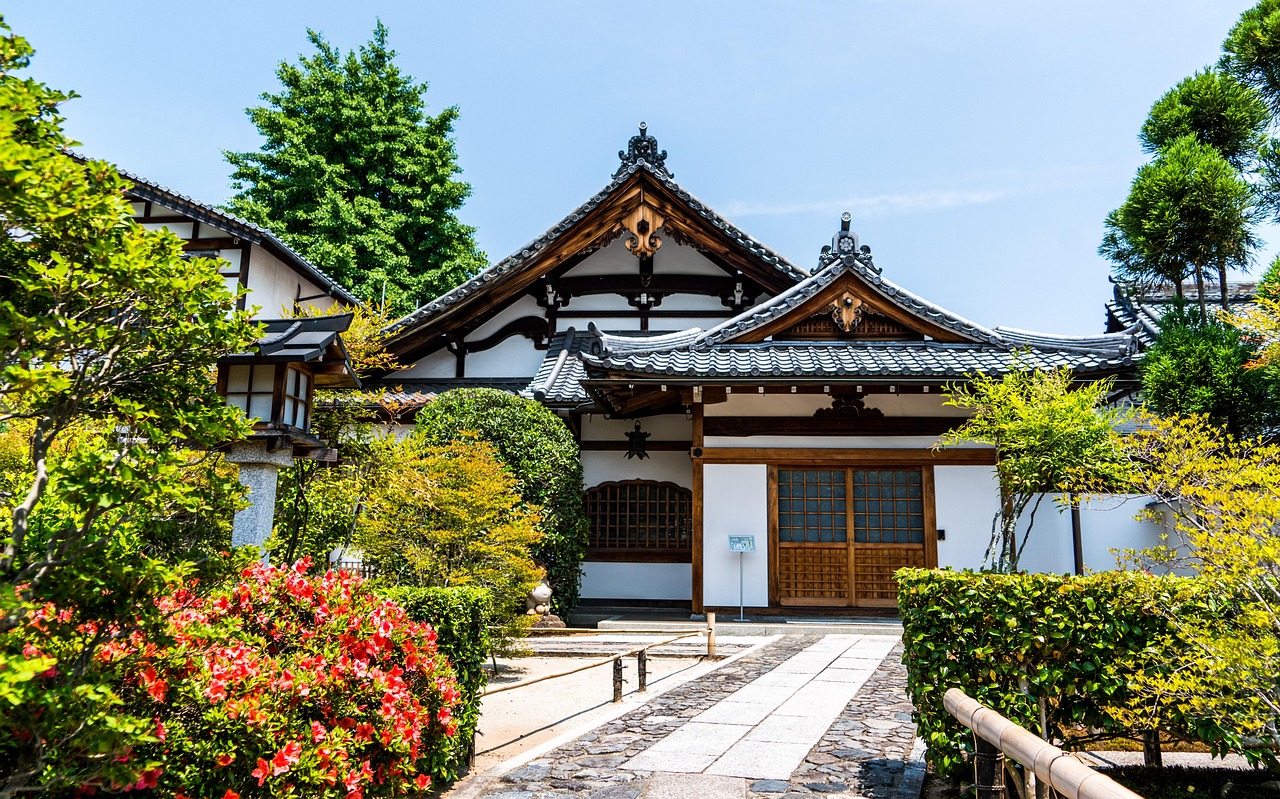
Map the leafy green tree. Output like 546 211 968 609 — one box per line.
358 436 543 621
416 389 589 614
1256 253 1280 301
938 366 1131 572
224 22 484 315
1223 0 1280 115
0 18 258 793
1142 300 1280 438
1100 135 1258 322
1140 69 1268 169
1121 413 1280 763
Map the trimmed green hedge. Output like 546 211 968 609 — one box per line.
378 586 491 777
897 569 1233 778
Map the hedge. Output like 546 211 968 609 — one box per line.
377 586 491 777
897 569 1234 778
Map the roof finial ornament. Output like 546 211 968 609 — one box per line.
615 122 672 179
819 211 877 272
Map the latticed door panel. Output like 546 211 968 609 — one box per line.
853 546 925 607
777 545 849 606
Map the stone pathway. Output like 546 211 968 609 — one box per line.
524 635 759 658
470 634 921 799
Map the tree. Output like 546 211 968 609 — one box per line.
1121 413 1280 762
357 436 543 627
937 366 1131 573
1223 0 1280 116
0 19 258 793
1140 69 1269 170
415 389 589 613
224 22 485 315
1141 300 1280 438
1100 135 1259 322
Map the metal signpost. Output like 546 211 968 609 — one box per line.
727 535 755 621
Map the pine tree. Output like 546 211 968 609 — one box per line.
224 22 484 314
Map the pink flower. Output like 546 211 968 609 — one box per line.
311 720 328 742
355 722 375 742
252 758 270 786
204 679 227 702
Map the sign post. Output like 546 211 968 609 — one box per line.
727 535 755 622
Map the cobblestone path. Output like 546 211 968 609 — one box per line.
471 635 920 799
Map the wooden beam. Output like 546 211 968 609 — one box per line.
691 403 705 615
704 416 965 437
697 447 995 465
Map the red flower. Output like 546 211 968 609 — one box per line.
280 740 302 764
205 679 228 702
216 753 235 767
437 707 452 724
252 758 270 786
354 722 375 742
153 718 166 742
311 721 328 742
415 774 432 790
223 792 240 799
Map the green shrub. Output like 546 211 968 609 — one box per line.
897 569 1234 778
378 585 491 773
415 388 589 613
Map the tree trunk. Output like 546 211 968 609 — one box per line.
1143 729 1163 767
1194 266 1208 324
1217 262 1230 311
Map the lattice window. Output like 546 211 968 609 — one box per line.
777 469 847 543
585 481 691 554
852 469 925 544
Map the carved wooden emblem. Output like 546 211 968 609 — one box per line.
621 204 665 259
830 292 865 332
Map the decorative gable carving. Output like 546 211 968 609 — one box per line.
621 204 665 259
831 291 865 332
781 311 921 341
814 394 884 418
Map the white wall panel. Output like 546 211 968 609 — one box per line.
703 464 769 607
580 562 692 600
463 336 546 378
582 451 691 488
465 296 544 341
394 350 456 379
933 466 1001 571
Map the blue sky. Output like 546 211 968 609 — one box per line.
9 1 1271 333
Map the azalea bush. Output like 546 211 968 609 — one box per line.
7 556 465 797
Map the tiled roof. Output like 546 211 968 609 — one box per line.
697 255 1004 347
385 158 809 335
364 378 532 406
76 153 362 306
582 339 1135 382
1106 280 1257 345
528 327 705 404
224 314 354 364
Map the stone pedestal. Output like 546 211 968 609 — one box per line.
225 440 295 552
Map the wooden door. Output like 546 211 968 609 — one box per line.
771 466 935 608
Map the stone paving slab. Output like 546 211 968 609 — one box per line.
463 635 921 799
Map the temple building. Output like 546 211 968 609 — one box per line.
374 125 1160 614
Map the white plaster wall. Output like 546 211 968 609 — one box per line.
244 245 332 316
706 394 830 417
214 248 242 272
580 562 692 600
933 466 1002 571
463 336 547 378
580 413 691 441
703 464 769 607
393 350 456 379
584 317 644 332
560 294 636 312
654 295 729 312
141 220 195 239
934 465 1167 574
582 451 691 488
464 296 544 341
866 394 968 417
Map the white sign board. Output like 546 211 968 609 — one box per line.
728 535 756 553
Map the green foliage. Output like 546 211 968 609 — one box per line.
415 389 589 614
0 17 259 793
1140 301 1280 437
897 569 1237 780
1121 413 1280 757
1257 253 1280 301
1223 0 1280 116
358 436 543 620
224 22 485 314
938 367 1130 571
1099 135 1258 318
1140 68 1269 168
377 585 491 773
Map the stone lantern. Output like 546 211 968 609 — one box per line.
216 314 359 551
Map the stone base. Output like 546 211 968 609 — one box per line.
532 614 567 629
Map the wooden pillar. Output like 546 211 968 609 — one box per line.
974 734 1005 799
691 400 705 614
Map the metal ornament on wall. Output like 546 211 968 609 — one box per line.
615 122 672 178
625 420 651 459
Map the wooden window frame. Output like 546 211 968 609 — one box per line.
585 480 693 563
